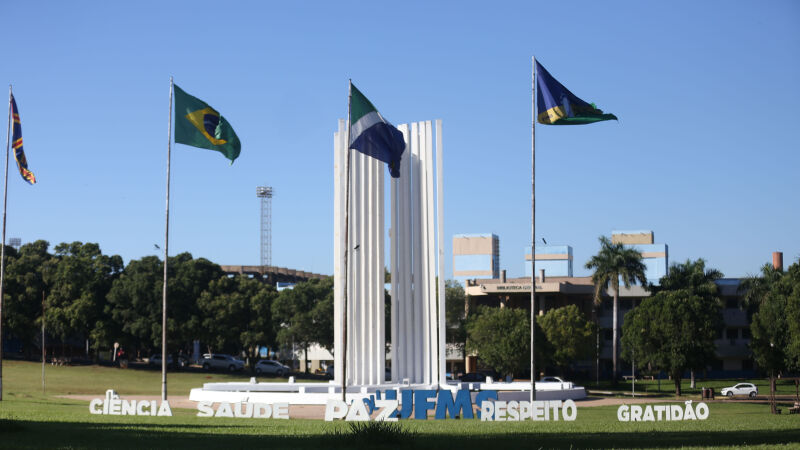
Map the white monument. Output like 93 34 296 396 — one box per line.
189 119 586 406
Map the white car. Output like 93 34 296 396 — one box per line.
720 383 758 398
202 354 245 372
540 376 566 383
254 360 289 377
539 376 574 389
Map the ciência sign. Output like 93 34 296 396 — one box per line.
90 390 173 417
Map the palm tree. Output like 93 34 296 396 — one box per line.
585 236 647 382
656 258 722 298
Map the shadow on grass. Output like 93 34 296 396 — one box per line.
1 419 800 449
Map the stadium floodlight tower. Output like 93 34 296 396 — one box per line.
256 186 273 267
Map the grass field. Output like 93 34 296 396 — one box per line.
1 361 799 449
579 377 800 398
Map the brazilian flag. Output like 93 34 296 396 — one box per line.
536 60 617 125
174 84 241 163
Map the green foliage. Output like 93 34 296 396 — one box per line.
585 236 648 305
466 306 545 378
445 280 466 348
327 420 416 445
785 262 800 370
197 275 277 362
622 289 722 396
44 242 123 351
3 241 46 357
539 305 595 373
106 256 164 351
745 261 800 375
106 253 223 355
272 278 334 371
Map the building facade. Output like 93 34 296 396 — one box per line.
457 229 761 379
453 234 500 285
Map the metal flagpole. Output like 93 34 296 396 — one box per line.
0 85 11 402
42 291 46 393
162 77 173 402
530 57 537 403
341 80 352 402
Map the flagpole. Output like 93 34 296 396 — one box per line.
0 85 11 402
42 291 46 394
341 80 352 402
0 84 11 401
162 77 173 402
530 57 537 403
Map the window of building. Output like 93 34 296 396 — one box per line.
603 329 612 341
742 359 753 370
726 328 738 340
742 328 751 339
725 298 739 309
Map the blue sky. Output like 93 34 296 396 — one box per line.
3 1 798 279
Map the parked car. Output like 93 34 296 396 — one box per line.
539 376 567 383
254 360 290 377
148 354 187 368
324 365 391 380
720 383 758 398
459 372 488 382
202 354 245 372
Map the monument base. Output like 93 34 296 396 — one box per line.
189 378 587 406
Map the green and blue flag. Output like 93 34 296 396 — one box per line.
174 84 241 163
349 83 405 178
10 95 36 184
536 61 617 125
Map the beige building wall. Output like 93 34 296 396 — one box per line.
611 231 654 245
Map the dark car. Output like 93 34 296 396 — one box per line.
459 372 488 382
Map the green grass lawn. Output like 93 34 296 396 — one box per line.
578 376 800 399
1 361 799 449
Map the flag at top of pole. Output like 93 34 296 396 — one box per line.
10 95 36 184
536 60 618 125
348 83 405 178
173 84 241 163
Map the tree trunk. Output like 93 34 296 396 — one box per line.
770 373 777 414
593 304 599 386
690 370 696 389
612 287 619 385
304 344 308 373
674 373 682 397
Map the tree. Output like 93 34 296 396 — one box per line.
742 262 800 413
585 236 647 382
445 280 466 350
3 242 43 358
106 253 223 359
652 258 724 387
272 278 333 372
466 306 549 379
622 289 722 397
45 242 123 356
197 275 277 366
784 262 800 372
539 305 595 375
106 256 163 354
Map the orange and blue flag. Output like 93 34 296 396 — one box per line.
10 95 36 184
